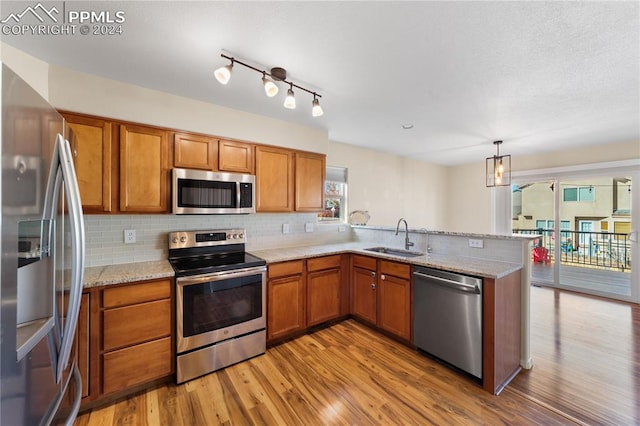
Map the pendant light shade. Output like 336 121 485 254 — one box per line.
214 60 233 85
486 140 511 187
284 84 296 109
262 72 279 97
312 96 323 117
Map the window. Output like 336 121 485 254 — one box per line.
563 186 595 202
317 166 347 223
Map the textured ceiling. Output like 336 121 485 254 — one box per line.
2 1 639 165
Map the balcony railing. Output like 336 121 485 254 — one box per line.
513 228 632 271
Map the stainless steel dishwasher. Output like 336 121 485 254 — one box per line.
413 266 483 379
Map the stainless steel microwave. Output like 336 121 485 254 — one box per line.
172 168 255 214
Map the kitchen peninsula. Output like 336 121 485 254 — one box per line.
79 228 533 407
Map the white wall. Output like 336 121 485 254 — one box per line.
327 141 448 229
46 64 328 154
1 42 49 99
446 140 640 234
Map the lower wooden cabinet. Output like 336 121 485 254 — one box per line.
377 260 411 341
79 278 174 409
267 260 306 341
102 337 172 394
350 256 412 341
307 255 341 327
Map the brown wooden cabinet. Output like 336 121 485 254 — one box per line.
306 255 341 327
219 139 254 173
173 132 217 170
100 279 173 396
119 124 169 213
77 293 90 400
294 151 325 212
377 260 411 341
351 255 378 324
350 256 412 341
63 113 113 213
256 145 294 212
267 260 305 341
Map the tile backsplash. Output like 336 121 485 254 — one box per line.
84 213 351 267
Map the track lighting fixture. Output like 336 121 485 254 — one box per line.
284 84 296 109
215 53 323 117
486 140 511 187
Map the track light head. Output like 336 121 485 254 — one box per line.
284 84 296 109
262 72 279 97
312 95 323 117
214 59 233 85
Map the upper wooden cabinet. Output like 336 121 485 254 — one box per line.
295 152 325 212
256 145 294 212
219 139 254 173
119 124 169 213
64 113 113 213
173 132 217 170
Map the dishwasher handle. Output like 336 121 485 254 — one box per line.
413 271 481 294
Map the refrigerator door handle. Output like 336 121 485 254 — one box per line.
56 134 86 383
43 135 86 383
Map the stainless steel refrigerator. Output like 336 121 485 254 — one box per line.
1 64 85 425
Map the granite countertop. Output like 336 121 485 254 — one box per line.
83 260 174 288
251 242 522 279
83 241 523 288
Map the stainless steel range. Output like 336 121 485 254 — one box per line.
168 229 266 384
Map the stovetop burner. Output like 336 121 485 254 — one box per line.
168 229 265 277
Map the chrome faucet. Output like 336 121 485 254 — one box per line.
395 218 414 250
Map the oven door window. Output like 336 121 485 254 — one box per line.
182 274 262 337
177 178 237 208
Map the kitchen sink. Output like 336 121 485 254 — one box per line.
364 247 424 258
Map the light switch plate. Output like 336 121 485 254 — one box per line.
468 238 483 249
338 225 347 233
305 222 314 233
282 224 290 234
124 229 136 244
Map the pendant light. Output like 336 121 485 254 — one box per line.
486 140 511 187
284 83 296 109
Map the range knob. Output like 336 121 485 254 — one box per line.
239 233 244 239
172 236 179 244
180 236 187 243
232 234 238 239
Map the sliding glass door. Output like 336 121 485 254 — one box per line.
511 167 637 303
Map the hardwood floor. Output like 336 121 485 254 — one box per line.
509 286 640 425
75 287 640 425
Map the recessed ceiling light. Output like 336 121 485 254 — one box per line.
402 124 414 130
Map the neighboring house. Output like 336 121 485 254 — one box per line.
513 177 632 267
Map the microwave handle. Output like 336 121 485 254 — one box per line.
236 181 241 209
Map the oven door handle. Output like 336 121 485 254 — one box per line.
176 266 266 287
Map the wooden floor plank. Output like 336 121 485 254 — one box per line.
77 286 639 425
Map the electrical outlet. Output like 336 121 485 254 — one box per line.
468 238 483 249
338 225 347 233
124 229 136 244
282 223 290 234
305 222 314 233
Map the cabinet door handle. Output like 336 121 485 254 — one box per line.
370 271 376 278
370 283 376 290
73 149 78 157
381 274 386 280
